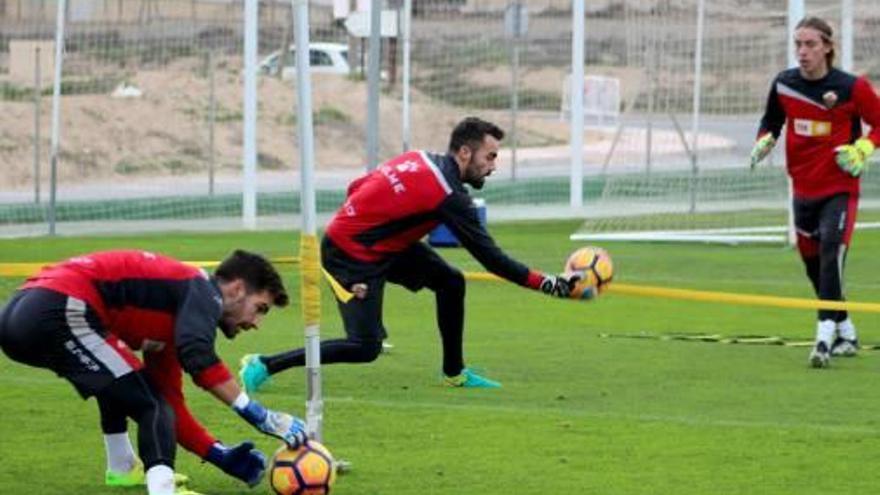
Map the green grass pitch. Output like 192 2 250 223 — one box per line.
1 220 880 494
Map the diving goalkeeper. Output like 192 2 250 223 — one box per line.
749 16 880 368
239 117 581 392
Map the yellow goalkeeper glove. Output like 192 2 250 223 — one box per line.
749 133 776 169
835 137 875 177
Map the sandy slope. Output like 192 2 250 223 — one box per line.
0 57 579 190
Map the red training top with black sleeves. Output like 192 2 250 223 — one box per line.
325 150 546 289
22 250 230 457
757 67 880 198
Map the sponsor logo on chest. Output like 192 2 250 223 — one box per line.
793 119 831 137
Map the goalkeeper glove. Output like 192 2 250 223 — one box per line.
538 273 581 299
835 137 875 177
205 441 266 487
232 393 307 449
749 133 776 169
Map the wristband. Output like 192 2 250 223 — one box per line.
232 392 267 425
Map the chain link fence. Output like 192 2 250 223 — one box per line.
1 0 879 236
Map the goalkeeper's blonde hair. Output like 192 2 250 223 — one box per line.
796 16 835 67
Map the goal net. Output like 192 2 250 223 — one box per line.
2 1 880 238
570 0 880 245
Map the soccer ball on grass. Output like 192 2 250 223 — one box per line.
270 441 337 495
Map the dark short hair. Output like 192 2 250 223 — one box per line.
796 16 835 67
448 117 505 154
215 249 289 307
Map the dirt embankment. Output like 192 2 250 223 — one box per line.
0 58 577 190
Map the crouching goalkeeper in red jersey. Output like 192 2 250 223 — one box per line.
749 17 880 368
0 249 306 495
239 117 582 392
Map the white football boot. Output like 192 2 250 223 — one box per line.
830 318 859 357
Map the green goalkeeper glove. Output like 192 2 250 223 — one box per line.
749 133 776 169
835 137 875 177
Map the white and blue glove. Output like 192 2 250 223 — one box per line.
232 393 307 449
205 441 266 487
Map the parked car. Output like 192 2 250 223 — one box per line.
259 42 351 80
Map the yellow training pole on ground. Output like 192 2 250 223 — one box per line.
0 256 301 278
463 272 880 313
606 282 880 312
292 0 323 441
9 262 880 315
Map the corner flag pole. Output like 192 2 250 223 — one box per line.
292 0 323 441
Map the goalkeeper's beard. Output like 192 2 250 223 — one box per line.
219 315 256 338
219 318 238 338
463 161 487 190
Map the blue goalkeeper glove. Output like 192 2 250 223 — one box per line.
232 393 307 449
749 133 776 169
538 273 582 299
835 137 875 177
205 441 266 487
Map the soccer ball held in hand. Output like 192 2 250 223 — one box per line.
563 246 614 299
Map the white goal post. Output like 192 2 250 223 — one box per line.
561 74 621 127
568 0 880 246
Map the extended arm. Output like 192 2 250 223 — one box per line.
437 193 579 298
173 277 307 448
144 350 265 487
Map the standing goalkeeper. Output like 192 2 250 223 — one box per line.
239 117 580 392
0 249 306 495
750 16 880 368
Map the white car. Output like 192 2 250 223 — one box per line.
259 42 351 80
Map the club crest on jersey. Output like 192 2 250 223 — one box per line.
822 91 838 108
794 119 831 137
